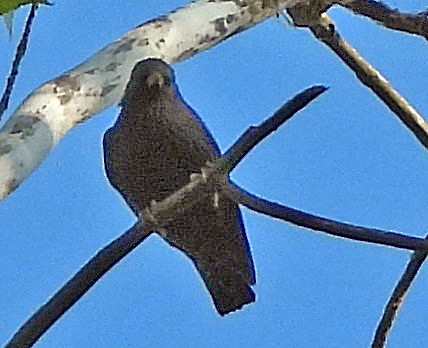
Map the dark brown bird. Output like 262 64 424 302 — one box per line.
103 58 255 315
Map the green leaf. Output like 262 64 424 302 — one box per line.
1 0 52 37
0 0 51 14
2 11 13 36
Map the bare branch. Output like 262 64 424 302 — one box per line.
0 5 38 120
5 84 322 347
224 182 428 252
5 83 426 346
287 8 428 150
147 85 328 224
0 0 305 202
372 235 428 348
5 222 152 348
328 0 428 40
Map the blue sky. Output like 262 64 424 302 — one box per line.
1 1 427 347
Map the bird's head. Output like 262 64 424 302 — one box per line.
122 58 176 106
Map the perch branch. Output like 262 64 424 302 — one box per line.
224 183 428 251
6 84 323 348
372 234 428 348
5 222 152 348
144 86 328 224
287 7 428 150
6 84 428 347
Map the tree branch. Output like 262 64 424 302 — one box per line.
223 182 428 251
5 84 323 347
0 0 304 201
6 222 152 348
372 235 428 348
327 0 428 40
6 84 428 346
143 86 328 224
287 7 428 151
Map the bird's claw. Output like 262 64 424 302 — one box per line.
213 191 220 209
201 160 216 182
189 172 202 183
190 160 215 184
142 200 159 225
204 161 221 208
150 200 158 210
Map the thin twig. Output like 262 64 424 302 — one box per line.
328 0 428 40
5 86 324 347
224 182 428 252
372 235 428 348
287 8 428 150
310 15 428 149
0 5 38 121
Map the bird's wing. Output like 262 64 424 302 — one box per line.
103 125 140 214
102 127 115 183
166 91 221 160
159 196 256 314
2 11 13 37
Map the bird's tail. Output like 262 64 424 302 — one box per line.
160 199 256 315
201 267 255 316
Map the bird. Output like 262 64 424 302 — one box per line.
103 58 256 315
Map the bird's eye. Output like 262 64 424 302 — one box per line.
163 77 171 86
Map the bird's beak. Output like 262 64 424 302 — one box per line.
146 72 164 88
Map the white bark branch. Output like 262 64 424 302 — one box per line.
0 0 305 201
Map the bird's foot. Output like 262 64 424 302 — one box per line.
189 172 203 183
204 161 222 208
190 160 215 184
189 161 222 208
213 191 220 208
150 199 158 210
204 159 216 168
142 200 159 226
202 160 217 181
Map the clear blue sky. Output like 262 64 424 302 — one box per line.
1 1 427 347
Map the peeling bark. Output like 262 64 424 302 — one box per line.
0 0 304 200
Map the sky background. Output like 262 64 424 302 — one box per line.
1 1 427 347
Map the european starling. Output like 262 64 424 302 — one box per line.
103 59 256 315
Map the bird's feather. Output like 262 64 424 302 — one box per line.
103 59 256 315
